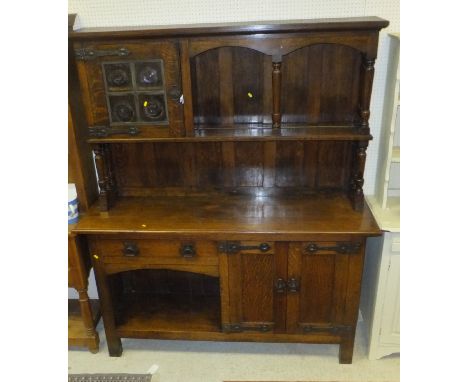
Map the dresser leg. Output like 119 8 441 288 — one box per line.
107 336 123 357
88 338 100 354
77 289 100 354
92 258 123 357
339 333 355 364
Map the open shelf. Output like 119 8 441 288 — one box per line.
68 299 100 345
87 124 372 143
73 192 381 238
113 269 221 335
116 293 221 335
193 124 372 141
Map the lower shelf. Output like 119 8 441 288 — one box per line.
68 299 100 348
115 292 221 334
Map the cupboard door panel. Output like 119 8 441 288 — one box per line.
300 254 335 323
222 242 287 333
75 41 184 138
287 241 363 333
281 44 361 124
191 47 272 126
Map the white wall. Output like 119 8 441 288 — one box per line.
68 0 400 299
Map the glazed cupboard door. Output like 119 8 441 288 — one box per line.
219 242 288 334
73 41 184 139
286 240 365 334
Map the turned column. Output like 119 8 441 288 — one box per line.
272 56 282 128
350 140 368 211
357 55 375 134
77 288 100 353
349 54 375 210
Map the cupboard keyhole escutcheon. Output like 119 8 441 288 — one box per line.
180 244 196 258
305 242 361 255
122 242 139 257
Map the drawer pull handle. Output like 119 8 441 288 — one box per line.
180 244 196 258
122 242 139 257
305 242 361 254
218 242 271 254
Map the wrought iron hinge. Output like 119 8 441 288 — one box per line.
218 241 271 254
74 47 130 61
89 125 140 138
302 325 353 335
305 242 361 255
222 323 272 333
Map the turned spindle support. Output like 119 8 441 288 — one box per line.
357 56 375 135
77 288 100 353
350 140 368 211
272 58 282 128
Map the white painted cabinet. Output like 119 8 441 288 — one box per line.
361 232 400 359
361 33 400 360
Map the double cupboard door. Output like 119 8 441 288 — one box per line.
220 238 365 335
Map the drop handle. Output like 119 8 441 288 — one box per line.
287 278 300 293
122 242 139 257
180 244 196 258
275 278 287 293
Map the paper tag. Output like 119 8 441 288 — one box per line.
147 364 159 374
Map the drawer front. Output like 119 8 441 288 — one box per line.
93 238 218 266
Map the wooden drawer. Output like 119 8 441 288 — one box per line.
93 238 218 266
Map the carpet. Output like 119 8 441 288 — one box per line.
68 374 152 382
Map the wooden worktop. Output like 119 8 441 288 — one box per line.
73 193 381 240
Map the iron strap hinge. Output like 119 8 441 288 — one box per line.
305 242 361 255
302 325 353 335
89 125 140 138
74 47 130 61
218 241 271 254
222 323 273 333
